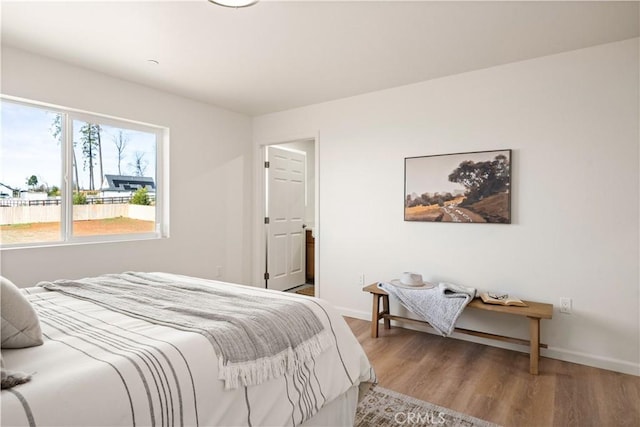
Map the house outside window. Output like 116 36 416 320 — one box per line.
0 96 168 247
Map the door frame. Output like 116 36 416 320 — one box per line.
253 134 320 296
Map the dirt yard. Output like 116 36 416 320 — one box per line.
0 217 155 245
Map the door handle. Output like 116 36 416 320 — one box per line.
302 224 307 229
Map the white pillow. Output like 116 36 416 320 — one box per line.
1 276 43 348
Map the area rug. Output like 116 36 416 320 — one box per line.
295 286 315 297
355 386 500 427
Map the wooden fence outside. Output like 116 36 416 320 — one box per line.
0 195 155 207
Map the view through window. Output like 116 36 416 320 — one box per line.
1 102 62 244
1 98 164 246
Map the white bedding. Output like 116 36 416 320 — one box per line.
1 274 375 426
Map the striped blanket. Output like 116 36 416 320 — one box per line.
39 272 331 390
3 279 375 426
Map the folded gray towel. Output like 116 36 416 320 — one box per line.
439 282 476 299
378 281 475 337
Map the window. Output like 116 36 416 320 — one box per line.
0 97 168 247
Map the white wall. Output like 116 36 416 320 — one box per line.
1 47 254 286
253 39 640 375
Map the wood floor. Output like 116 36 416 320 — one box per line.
345 317 640 427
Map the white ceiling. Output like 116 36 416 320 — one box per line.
1 1 638 116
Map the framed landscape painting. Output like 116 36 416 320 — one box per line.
404 149 511 223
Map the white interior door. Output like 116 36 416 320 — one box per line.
266 146 306 291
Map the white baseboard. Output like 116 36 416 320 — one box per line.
336 306 640 377
542 347 640 376
338 307 371 321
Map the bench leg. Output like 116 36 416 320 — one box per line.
529 317 540 375
371 294 381 338
382 295 391 330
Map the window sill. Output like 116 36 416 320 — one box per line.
0 233 167 251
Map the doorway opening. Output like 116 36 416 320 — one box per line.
262 139 316 296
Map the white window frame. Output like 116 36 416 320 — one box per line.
0 95 170 249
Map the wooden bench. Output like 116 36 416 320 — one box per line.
363 283 553 374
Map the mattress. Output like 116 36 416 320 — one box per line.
1 273 375 426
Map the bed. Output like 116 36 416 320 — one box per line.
1 272 375 426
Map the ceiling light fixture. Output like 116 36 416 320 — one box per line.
208 0 258 8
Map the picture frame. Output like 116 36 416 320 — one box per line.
404 149 511 223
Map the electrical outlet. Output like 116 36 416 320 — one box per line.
358 273 365 286
560 297 572 314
